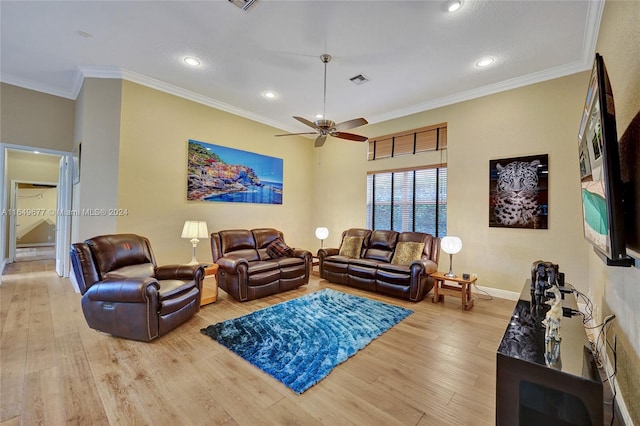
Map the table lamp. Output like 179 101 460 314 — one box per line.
441 236 462 278
181 220 209 264
315 227 329 249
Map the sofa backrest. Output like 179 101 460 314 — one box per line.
212 229 260 262
364 230 399 262
340 228 372 258
253 228 285 260
71 234 157 294
87 234 156 276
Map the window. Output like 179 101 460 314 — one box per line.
366 166 447 236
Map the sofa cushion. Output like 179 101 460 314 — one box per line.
339 236 364 258
266 238 294 258
105 263 155 279
391 242 425 266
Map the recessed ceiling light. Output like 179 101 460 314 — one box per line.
447 0 463 12
263 91 277 99
184 57 200 66
315 114 324 119
34 151 40 154
476 57 495 67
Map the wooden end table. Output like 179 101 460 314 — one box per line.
201 264 219 306
431 270 476 311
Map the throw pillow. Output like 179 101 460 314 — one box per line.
391 242 425 266
266 238 294 258
338 236 364 259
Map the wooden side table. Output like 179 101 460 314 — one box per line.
431 270 476 311
201 264 219 306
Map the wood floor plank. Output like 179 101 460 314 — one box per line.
7 259 601 425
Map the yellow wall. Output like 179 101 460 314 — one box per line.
314 72 592 295
117 81 314 264
590 1 640 422
73 79 122 243
0 83 74 151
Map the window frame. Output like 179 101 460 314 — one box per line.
366 163 447 237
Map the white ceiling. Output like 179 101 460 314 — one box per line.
0 0 603 134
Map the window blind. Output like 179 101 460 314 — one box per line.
366 166 447 236
367 123 447 161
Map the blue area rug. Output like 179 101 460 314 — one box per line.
200 288 412 394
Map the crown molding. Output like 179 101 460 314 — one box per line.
76 66 295 132
370 1 604 125
369 59 593 125
3 0 604 135
0 73 76 99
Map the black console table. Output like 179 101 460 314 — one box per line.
496 280 603 425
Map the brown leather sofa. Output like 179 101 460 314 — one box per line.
70 234 204 341
318 228 440 302
210 228 312 302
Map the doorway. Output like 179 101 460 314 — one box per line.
10 182 58 262
0 144 72 277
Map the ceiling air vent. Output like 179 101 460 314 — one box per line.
349 74 370 85
228 0 258 11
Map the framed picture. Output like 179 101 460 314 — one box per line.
187 139 283 205
72 143 81 184
489 154 549 229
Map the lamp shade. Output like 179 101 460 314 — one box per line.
441 236 462 255
315 227 329 240
181 221 209 239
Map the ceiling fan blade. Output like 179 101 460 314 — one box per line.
334 117 368 131
333 131 368 142
293 116 320 130
314 134 327 147
274 132 319 137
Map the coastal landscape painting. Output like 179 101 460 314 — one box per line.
187 139 283 204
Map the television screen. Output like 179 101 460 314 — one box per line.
578 54 630 265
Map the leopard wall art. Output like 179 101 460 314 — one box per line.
493 159 542 227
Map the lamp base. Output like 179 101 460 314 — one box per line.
444 272 457 278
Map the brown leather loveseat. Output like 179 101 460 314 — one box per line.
70 234 204 341
318 228 440 302
210 228 312 302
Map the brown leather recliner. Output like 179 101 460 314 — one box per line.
70 234 204 341
210 228 312 302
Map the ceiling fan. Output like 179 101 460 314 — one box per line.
275 54 369 148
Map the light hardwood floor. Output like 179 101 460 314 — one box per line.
1 260 518 425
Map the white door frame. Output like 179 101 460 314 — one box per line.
0 143 73 277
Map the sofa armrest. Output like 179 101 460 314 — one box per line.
155 264 204 281
217 255 249 274
85 277 160 303
292 248 312 260
317 248 339 259
410 259 438 275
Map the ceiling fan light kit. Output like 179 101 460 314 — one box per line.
275 53 368 148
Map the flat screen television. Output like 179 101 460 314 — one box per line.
577 53 633 266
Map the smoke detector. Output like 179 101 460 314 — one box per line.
228 0 258 11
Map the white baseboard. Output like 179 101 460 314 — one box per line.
473 284 520 301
